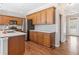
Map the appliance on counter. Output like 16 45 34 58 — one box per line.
27 20 35 41
8 20 17 30
8 20 22 31
9 20 17 25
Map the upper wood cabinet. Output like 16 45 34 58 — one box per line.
46 7 55 24
15 18 23 25
26 7 55 24
36 12 41 24
2 16 11 24
32 13 37 24
0 15 23 25
0 16 10 24
27 14 33 20
40 10 47 24
0 16 3 24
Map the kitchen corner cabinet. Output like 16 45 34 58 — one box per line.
26 7 55 25
29 31 55 48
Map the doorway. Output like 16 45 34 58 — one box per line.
59 14 62 44
66 16 79 36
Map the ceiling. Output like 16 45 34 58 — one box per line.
0 3 48 18
0 3 79 18
65 3 79 15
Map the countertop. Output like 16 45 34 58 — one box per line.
0 31 26 38
30 30 56 33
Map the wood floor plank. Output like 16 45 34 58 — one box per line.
24 36 79 55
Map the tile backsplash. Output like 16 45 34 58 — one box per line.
0 25 22 30
35 24 56 32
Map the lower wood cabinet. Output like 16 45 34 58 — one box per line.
43 33 55 47
29 31 37 42
8 35 25 55
37 32 44 45
29 31 55 48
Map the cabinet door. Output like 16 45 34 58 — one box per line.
37 32 44 45
29 31 34 41
43 33 52 47
51 33 55 47
30 32 37 43
33 32 37 43
36 12 41 24
32 13 37 24
27 15 33 20
46 7 55 24
0 16 3 24
40 10 47 24
8 35 25 55
2 16 10 24
16 18 23 25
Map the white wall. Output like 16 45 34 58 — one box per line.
58 4 67 42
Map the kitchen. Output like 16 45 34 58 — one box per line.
0 3 66 55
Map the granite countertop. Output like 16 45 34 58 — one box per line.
0 31 26 38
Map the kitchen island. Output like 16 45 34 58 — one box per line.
0 30 26 55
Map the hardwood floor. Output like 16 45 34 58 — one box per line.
24 36 79 55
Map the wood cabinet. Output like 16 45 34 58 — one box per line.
29 31 37 43
0 16 3 24
46 7 55 24
8 35 25 55
15 18 23 25
26 7 55 24
27 14 33 20
2 16 11 24
29 31 55 48
36 12 41 24
0 15 23 25
43 33 55 47
37 32 44 45
32 13 37 24
40 10 47 24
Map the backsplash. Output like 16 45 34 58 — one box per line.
35 24 56 32
0 25 6 30
0 25 22 30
